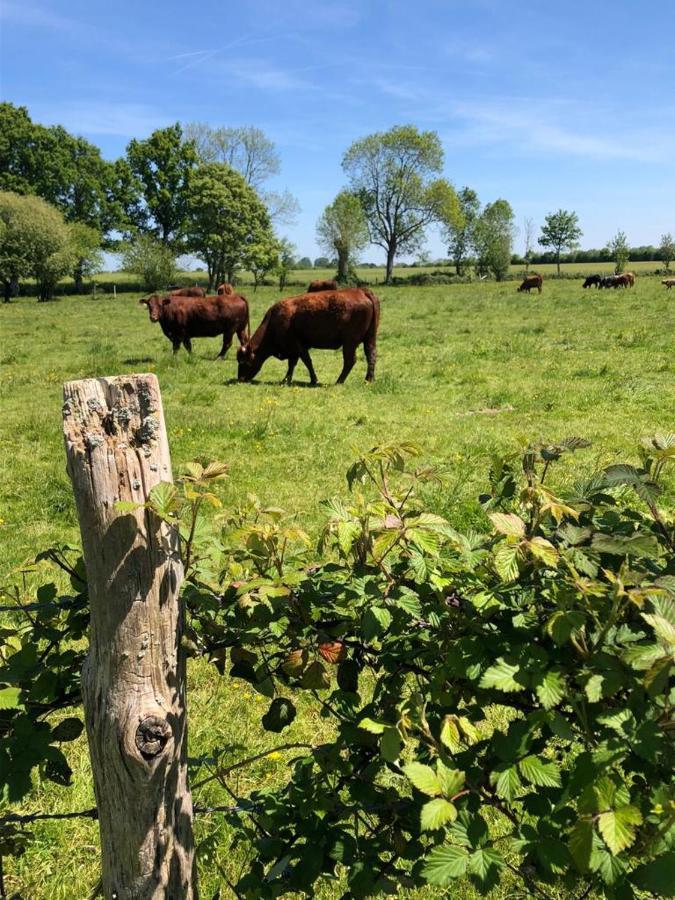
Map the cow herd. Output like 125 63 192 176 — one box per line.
582 273 636 289
139 282 380 384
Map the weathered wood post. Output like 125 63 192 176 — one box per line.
62 374 196 899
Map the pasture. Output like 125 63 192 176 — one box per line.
0 276 673 897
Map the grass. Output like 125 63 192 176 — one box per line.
0 277 673 896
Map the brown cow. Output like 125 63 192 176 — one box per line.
623 272 635 287
170 286 206 297
307 279 338 293
661 278 675 289
140 292 249 358
217 283 234 295
237 288 380 385
517 274 543 294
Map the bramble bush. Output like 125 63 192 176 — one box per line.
1 435 673 897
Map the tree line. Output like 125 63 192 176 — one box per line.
1 102 673 300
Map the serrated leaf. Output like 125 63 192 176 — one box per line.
147 481 178 520
318 641 346 664
358 717 388 734
0 687 22 709
458 717 480 745
115 500 142 514
631 852 675 896
421 798 457 831
436 761 465 797
493 543 520 582
480 658 525 692
422 845 469 884
642 613 675 644
534 670 565 709
493 765 522 802
592 532 660 558
440 716 461 752
489 513 526 537
337 520 361 556
403 762 441 797
361 606 392 640
528 536 559 567
261 698 296 733
281 649 307 676
585 674 604 702
468 847 504 880
518 754 561 787
569 818 594 872
598 806 642 854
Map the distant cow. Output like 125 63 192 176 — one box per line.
602 275 630 289
170 286 206 298
517 274 543 294
307 279 338 293
237 288 380 385
583 275 602 288
217 283 234 295
662 278 675 289
140 292 249 357
623 272 636 287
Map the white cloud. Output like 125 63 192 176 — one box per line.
29 101 172 138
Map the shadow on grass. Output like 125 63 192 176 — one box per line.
223 377 323 388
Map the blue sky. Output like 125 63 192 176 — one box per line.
1 0 674 263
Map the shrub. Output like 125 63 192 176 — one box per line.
120 235 177 292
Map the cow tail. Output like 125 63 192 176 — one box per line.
362 288 381 342
242 294 251 340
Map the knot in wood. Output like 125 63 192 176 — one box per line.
135 716 171 761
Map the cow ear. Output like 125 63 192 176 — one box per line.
162 296 171 305
139 297 148 305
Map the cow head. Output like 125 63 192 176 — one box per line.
217 283 234 295
236 343 260 381
139 294 171 322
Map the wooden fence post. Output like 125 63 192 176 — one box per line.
62 374 196 899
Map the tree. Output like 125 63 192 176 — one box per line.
316 191 369 283
121 235 177 292
276 239 296 291
342 125 459 284
68 223 104 290
473 199 515 281
538 209 582 276
607 230 630 274
0 191 34 301
126 124 197 246
314 257 331 268
444 187 480 275
522 217 535 273
184 123 299 225
297 257 313 269
186 162 276 289
659 233 674 270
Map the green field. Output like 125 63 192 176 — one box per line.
0 277 673 896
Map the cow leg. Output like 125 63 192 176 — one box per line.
336 344 357 384
283 356 299 384
183 337 192 352
172 339 181 354
363 339 377 382
217 330 233 359
299 348 318 385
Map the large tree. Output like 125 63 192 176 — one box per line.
184 123 298 225
444 186 480 275
342 125 459 284
538 209 582 276
185 162 276 288
316 191 369 282
474 199 515 281
126 124 197 246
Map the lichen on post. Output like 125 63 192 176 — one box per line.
62 373 196 899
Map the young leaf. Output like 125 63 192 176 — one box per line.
380 727 403 762
403 762 442 797
301 661 330 690
534 669 565 709
147 481 178 520
493 765 522 802
422 845 469 884
436 761 465 797
569 818 594 872
489 513 526 537
493 543 520 582
480 658 525 692
598 806 642 855
421 798 457 831
518 754 561 787
0 687 22 709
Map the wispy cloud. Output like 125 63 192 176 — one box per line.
29 101 172 138
0 0 82 33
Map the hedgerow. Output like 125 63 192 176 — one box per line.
1 435 673 897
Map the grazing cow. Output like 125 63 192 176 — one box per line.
623 272 636 287
217 283 234 295
170 286 206 297
307 279 338 293
662 278 675 289
140 292 249 357
599 275 627 289
517 274 543 294
237 288 380 385
583 275 602 288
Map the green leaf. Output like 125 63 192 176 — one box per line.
518 754 561 787
493 765 522 802
337 520 361 556
534 670 565 709
493 543 520 582
422 845 469 884
631 852 675 896
435 761 465 797
0 687 22 709
569 818 594 872
261 698 296 733
361 606 392 640
380 727 403 762
585 674 604 702
440 717 461 752
403 762 441 797
421 798 457 831
358 717 387 734
300 661 330 690
147 481 178 520
489 512 525 537
642 612 675 644
480 658 525 692
597 806 642 855
468 847 504 880
51 717 83 742
528 536 558 566
115 500 142 514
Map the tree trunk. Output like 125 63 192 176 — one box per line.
385 243 396 285
62 374 197 899
74 260 85 294
337 249 349 283
556 253 561 277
